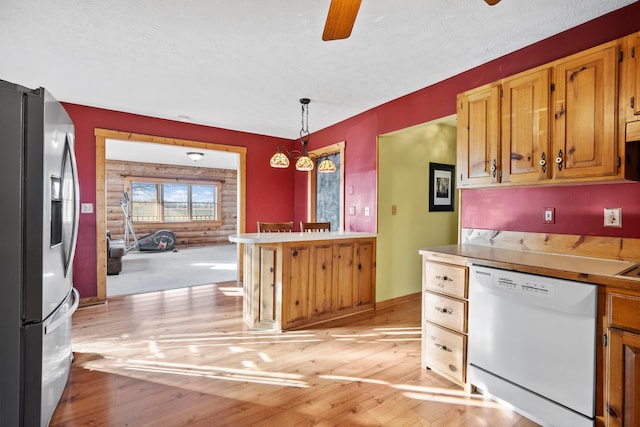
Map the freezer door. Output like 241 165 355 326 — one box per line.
23 288 78 427
41 90 77 320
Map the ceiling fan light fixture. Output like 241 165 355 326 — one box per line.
484 0 501 5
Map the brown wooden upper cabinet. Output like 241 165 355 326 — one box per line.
621 33 640 144
625 33 640 120
552 42 618 181
457 38 628 187
501 68 551 184
457 84 500 187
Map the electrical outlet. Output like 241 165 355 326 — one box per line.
543 207 555 224
604 208 622 228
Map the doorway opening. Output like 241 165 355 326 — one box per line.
95 129 247 300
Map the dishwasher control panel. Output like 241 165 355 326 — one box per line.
495 275 554 297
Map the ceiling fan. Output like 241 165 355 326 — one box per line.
322 0 502 41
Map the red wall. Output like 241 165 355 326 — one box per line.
63 104 294 299
300 2 640 235
461 183 640 238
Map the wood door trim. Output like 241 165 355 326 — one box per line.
94 128 247 302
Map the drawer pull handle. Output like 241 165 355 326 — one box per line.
435 275 452 282
435 306 452 314
434 343 452 352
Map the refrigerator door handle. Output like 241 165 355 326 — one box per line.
64 132 81 275
44 288 79 335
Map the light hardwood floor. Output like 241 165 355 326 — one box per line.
50 283 538 427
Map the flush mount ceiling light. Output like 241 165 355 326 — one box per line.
270 98 336 173
186 151 204 161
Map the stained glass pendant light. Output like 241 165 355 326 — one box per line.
269 98 336 173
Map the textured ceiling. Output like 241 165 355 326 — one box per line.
0 0 636 140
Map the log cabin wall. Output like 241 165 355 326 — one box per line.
106 160 237 247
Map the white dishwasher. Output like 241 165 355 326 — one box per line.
467 265 597 427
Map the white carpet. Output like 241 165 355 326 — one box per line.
107 243 238 297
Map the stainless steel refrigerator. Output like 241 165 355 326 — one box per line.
0 80 80 426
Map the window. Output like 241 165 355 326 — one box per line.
308 142 345 231
129 179 220 223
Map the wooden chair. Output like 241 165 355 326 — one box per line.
300 221 331 232
257 221 293 232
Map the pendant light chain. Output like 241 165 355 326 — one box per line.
300 98 310 145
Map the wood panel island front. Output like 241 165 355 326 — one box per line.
229 232 376 331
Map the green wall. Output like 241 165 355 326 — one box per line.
377 120 458 302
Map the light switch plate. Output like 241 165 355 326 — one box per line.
81 203 94 214
543 207 555 224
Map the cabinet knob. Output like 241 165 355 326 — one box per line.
539 152 547 173
606 404 619 418
295 300 300 306
556 150 564 171
292 250 298 257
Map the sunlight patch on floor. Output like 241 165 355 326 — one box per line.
218 286 243 296
189 262 237 271
73 322 506 415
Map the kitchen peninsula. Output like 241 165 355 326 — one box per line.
229 232 376 331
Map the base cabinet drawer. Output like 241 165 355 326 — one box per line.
609 293 640 333
423 322 466 384
424 293 467 333
424 261 468 298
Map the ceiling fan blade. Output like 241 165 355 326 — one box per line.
484 0 501 5
322 0 362 41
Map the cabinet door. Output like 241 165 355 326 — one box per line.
623 34 640 120
282 245 311 326
607 328 640 427
333 241 355 311
312 243 333 316
457 84 501 187
355 239 374 307
501 68 551 184
258 246 278 325
552 43 619 180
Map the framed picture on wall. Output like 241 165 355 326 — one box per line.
429 162 455 212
